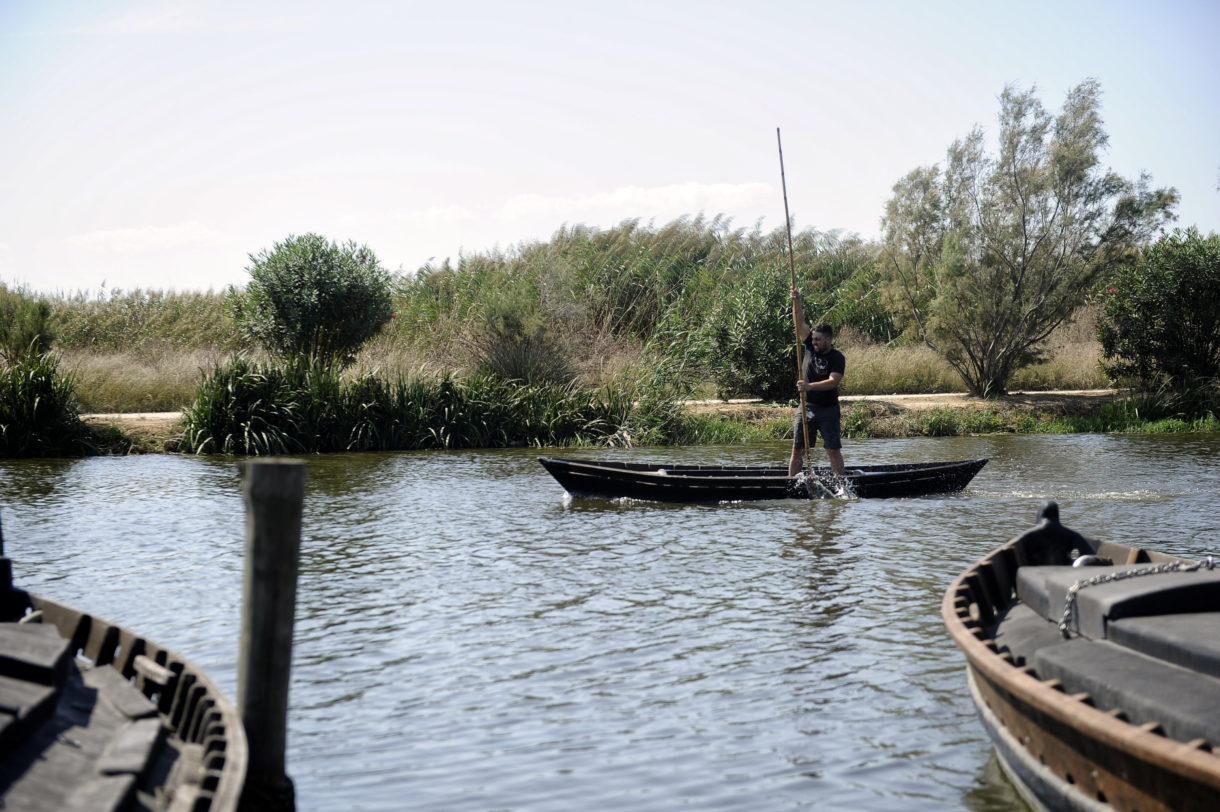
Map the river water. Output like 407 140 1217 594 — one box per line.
1 434 1217 810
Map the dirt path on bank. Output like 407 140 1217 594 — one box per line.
83 389 1120 450
82 412 185 435
686 389 1120 420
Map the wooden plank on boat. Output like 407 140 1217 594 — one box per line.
0 673 58 754
63 773 136 812
1033 637 1220 746
0 622 71 685
85 664 160 721
97 717 165 775
1109 613 1220 678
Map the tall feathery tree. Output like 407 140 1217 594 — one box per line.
881 79 1178 396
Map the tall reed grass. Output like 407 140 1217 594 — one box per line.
48 287 237 352
65 347 227 412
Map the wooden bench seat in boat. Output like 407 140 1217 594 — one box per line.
1015 564 1220 640
1032 635 1220 746
1107 612 1220 679
0 620 183 812
997 563 1220 748
0 623 73 755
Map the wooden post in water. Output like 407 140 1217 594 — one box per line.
237 459 305 812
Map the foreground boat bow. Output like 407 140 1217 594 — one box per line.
943 502 1220 811
0 547 246 810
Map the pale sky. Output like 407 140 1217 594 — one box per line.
2 0 1217 295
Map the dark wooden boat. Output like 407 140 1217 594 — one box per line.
538 456 987 501
0 542 246 810
942 502 1220 812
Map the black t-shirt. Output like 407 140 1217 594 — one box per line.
801 337 845 408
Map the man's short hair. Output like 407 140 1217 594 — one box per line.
812 323 834 338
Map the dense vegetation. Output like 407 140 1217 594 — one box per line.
2 80 1215 457
0 351 94 457
179 359 709 455
4 207 1214 457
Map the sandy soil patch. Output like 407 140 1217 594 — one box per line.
82 412 183 434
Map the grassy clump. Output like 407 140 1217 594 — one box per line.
838 388 1219 439
1 282 54 362
180 358 705 455
0 353 94 457
839 337 963 394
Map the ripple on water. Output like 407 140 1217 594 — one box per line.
2 437 1218 810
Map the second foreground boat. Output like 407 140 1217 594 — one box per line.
538 456 987 502
942 502 1220 812
0 541 246 810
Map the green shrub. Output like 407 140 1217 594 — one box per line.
461 282 575 385
823 264 897 344
1098 228 1220 392
0 353 92 457
180 358 304 455
231 234 394 367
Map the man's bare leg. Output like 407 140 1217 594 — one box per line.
826 448 845 476
788 447 805 477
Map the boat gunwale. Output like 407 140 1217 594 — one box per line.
941 520 1220 802
541 457 987 480
24 592 249 811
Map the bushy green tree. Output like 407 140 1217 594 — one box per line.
230 234 394 367
1097 228 1220 390
695 264 800 401
881 79 1178 396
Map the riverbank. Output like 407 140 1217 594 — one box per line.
688 389 1120 419
83 389 1124 454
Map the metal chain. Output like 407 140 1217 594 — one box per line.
1058 556 1215 638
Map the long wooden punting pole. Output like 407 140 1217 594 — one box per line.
777 128 813 481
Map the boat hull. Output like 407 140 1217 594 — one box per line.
0 584 247 810
538 457 987 501
942 503 1220 812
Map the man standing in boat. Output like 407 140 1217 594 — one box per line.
789 287 846 477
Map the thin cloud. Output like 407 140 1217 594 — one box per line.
86 6 309 36
65 222 223 254
343 204 475 231
498 182 775 225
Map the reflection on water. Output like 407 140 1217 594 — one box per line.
1 434 1217 810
